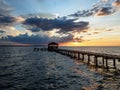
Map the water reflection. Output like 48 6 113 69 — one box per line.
0 47 120 90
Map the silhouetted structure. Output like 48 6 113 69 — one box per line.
48 42 58 51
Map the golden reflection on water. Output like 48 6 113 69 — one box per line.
73 59 120 90
82 83 99 90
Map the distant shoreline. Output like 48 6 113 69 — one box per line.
0 45 120 47
0 45 46 47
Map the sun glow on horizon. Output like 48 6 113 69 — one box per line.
59 35 120 46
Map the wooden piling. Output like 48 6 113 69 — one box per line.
113 58 116 69
94 56 98 68
54 49 120 71
87 55 90 65
78 53 80 60
105 58 109 71
102 57 105 68
82 54 84 61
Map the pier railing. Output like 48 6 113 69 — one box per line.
55 49 120 71
33 47 120 71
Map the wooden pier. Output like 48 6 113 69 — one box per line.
34 48 47 51
55 49 120 71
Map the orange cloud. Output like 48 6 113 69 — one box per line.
0 26 26 37
113 0 120 7
16 16 25 23
95 7 115 16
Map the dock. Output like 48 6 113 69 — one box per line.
55 49 120 71
33 47 47 51
33 43 120 71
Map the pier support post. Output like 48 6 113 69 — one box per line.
56 49 119 72
69 52 71 57
74 52 76 58
87 55 90 65
113 58 116 69
78 53 80 60
82 54 84 61
70 52 72 57
102 57 105 68
105 58 109 71
94 56 98 68
72 52 74 58
118 59 120 62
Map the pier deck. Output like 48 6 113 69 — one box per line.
34 47 120 71
55 49 120 71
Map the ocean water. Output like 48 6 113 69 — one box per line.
0 46 120 90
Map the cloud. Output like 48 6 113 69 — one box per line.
0 15 25 27
2 33 77 44
0 15 17 25
0 26 26 37
0 0 18 26
22 13 57 19
0 30 5 33
113 0 120 7
23 17 89 34
93 32 100 34
16 16 25 23
57 34 74 43
21 16 88 44
0 0 12 15
0 30 6 39
95 7 115 16
69 0 117 17
0 0 25 27
0 26 86 44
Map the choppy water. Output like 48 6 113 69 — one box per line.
0 46 120 90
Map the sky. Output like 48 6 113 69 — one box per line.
0 0 120 46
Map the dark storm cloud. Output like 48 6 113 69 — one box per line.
0 0 17 26
6 33 79 44
96 7 115 16
0 30 5 33
7 34 50 44
69 10 94 17
29 28 41 32
69 0 117 17
23 17 89 33
0 15 17 25
69 7 115 17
